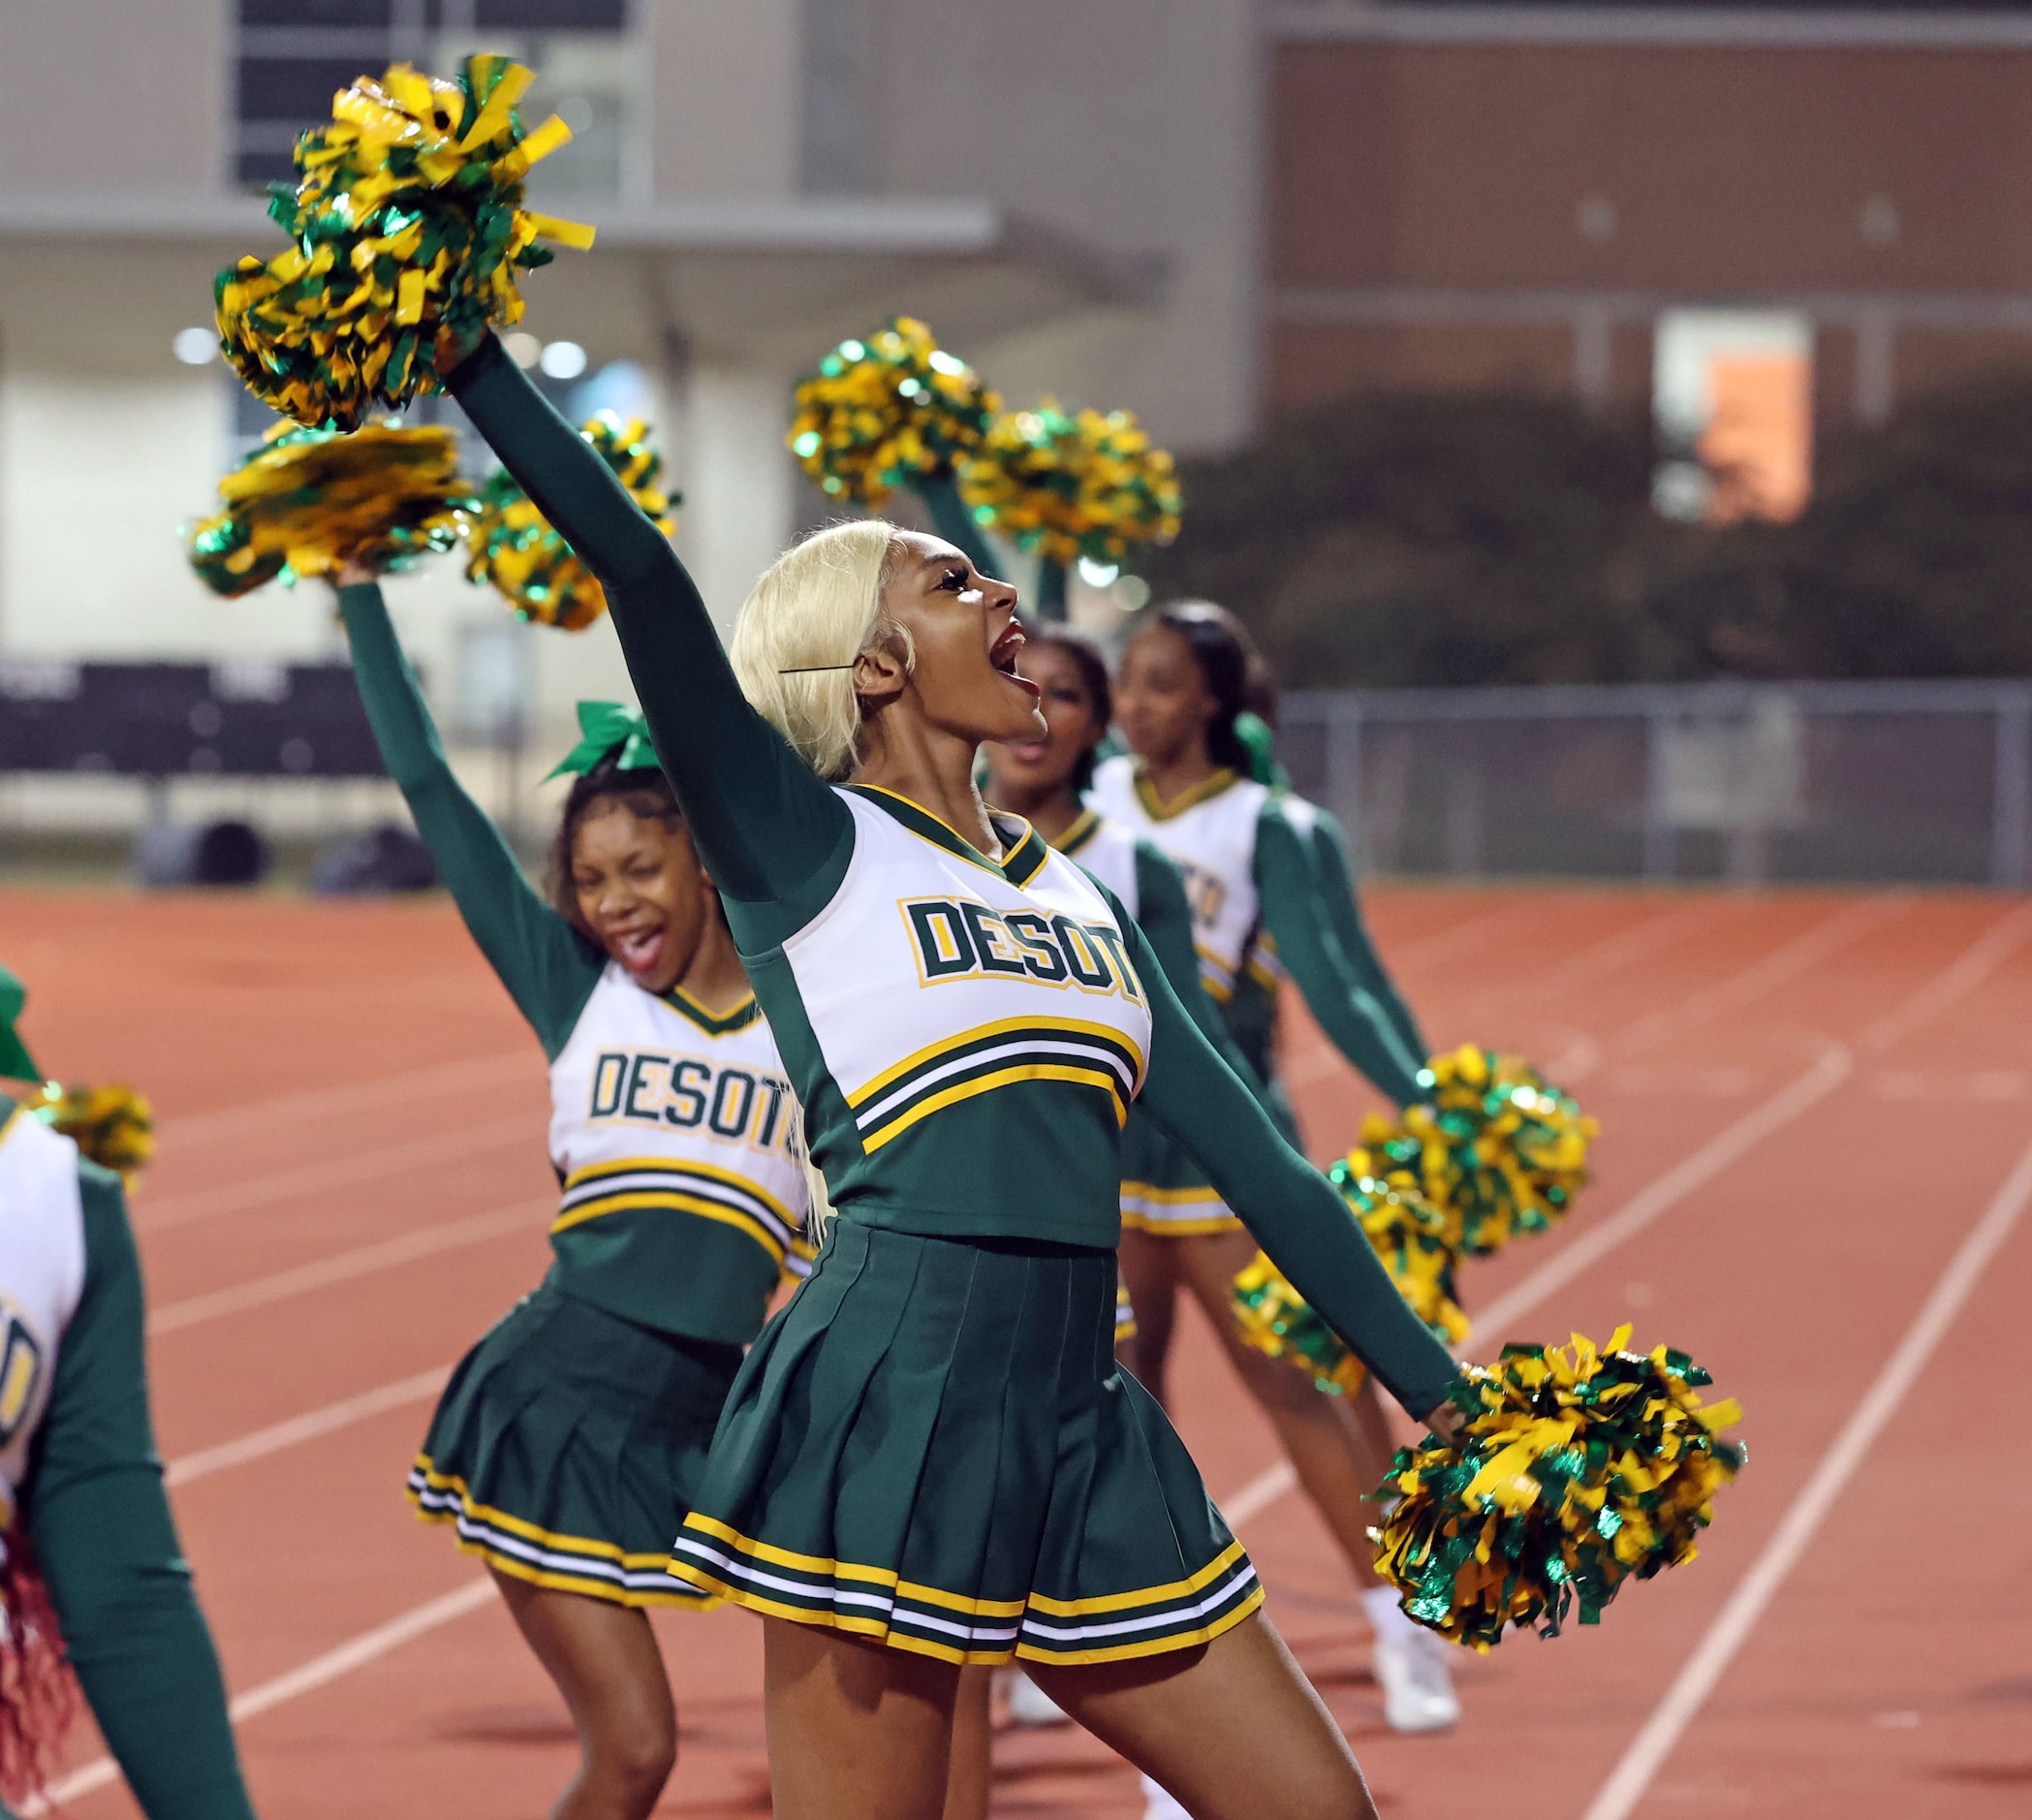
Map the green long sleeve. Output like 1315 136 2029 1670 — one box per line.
24 1167 256 1820
444 335 852 953
1115 910 1459 1420
1308 806 1428 1063
911 472 998 578
1254 808 1425 1107
1131 840 1271 1105
338 581 600 1059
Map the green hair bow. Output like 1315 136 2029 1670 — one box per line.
546 702 660 782
1234 711 1291 792
0 958 40 1083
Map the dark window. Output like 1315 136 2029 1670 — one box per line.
237 56 380 122
241 0 392 25
234 148 302 188
477 0 626 29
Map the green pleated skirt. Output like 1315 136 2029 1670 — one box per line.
408 1275 742 1608
668 1220 1263 1665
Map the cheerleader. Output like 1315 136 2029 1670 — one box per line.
435 328 1467 1820
1091 601 1459 1734
0 964 258 1818
332 562 811 1820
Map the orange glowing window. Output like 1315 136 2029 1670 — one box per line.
1653 312 1815 523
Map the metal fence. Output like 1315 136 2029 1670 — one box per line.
1277 679 2032 889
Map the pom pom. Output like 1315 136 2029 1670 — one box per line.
958 398 1182 568
466 413 675 630
788 318 999 509
188 421 473 595
216 56 593 431
1231 1151 1468 1396
1374 1328 1745 1650
1362 1045 1597 1256
31 1083 155 1184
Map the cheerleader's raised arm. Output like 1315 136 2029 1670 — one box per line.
443 333 852 934
338 578 601 1055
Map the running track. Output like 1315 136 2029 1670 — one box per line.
7 885 2030 1817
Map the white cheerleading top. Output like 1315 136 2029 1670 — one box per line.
0 1108 86 1527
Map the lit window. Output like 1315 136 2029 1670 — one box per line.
1653 310 1814 524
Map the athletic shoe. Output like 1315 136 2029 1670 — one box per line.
1372 1626 1460 1733
1005 1670 1071 1727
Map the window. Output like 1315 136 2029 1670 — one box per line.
1653 311 1814 524
233 0 633 194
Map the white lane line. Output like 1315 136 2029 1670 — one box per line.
1579 1128 2032 1820
165 1367 449 1488
1471 1036 1852 1336
1392 898 1566 970
1222 1037 1850 1537
140 1114 539 1233
29 1580 498 1814
1222 1460 1297 1527
1611 895 1904 1053
1855 898 2032 1057
153 1051 531 1155
148 1202 546 1336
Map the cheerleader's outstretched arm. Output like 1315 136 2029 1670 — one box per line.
339 580 599 1058
1255 808 1425 1108
26 1168 257 1820
1311 807 1428 1063
1131 838 1274 1107
1119 917 1460 1424
910 472 997 577
444 335 852 943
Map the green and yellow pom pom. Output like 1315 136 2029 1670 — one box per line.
959 398 1182 568
465 413 675 630
188 421 474 596
216 56 594 431
788 318 999 510
1374 1328 1744 1650
1232 1151 1469 1396
32 1083 155 1185
1362 1045 1596 1257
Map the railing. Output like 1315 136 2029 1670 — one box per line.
1277 678 2032 888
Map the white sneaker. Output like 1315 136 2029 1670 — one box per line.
1372 1626 1461 1734
1140 1772 1193 1819
1005 1669 1071 1727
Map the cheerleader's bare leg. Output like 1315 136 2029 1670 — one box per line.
491 1571 677 1820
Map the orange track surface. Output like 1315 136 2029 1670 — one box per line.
7 884 2031 1818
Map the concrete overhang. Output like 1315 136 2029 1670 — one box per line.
0 190 1167 376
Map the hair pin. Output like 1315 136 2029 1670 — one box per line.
778 663 858 674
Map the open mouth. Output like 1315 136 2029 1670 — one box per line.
991 623 1041 697
608 925 668 975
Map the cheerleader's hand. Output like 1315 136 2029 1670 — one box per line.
335 555 376 588
1423 1397 1468 1444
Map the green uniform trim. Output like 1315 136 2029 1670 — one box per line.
444 329 1459 1417
663 987 764 1037
845 785 1049 887
26 1162 256 1820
